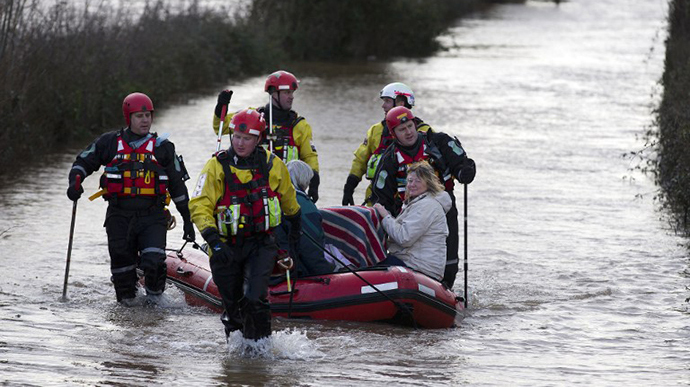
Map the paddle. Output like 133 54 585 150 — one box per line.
300 229 418 328
281 252 296 319
216 95 230 152
61 175 81 301
267 93 274 152
463 183 468 309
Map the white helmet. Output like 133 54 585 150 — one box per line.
380 82 415 107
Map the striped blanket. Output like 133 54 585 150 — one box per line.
319 206 387 268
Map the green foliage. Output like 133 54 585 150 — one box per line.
0 0 278 175
0 0 482 176
655 0 690 234
248 0 482 60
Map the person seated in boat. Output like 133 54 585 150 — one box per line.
189 108 302 342
370 106 476 288
373 161 452 281
274 160 336 277
341 82 432 207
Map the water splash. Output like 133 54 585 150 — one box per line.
226 328 324 360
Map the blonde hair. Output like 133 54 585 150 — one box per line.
406 161 444 195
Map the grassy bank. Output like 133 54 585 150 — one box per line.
654 0 690 235
249 0 482 60
0 0 276 176
0 0 484 177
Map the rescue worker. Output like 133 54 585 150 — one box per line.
370 106 476 288
189 108 302 341
342 82 431 206
212 70 321 202
66 92 195 306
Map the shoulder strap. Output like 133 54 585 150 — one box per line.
215 149 229 161
155 132 170 147
257 147 271 178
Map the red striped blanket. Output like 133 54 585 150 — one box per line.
319 206 387 268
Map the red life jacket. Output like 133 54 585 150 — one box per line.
215 150 282 239
102 133 168 199
261 108 303 163
366 118 431 180
393 136 453 202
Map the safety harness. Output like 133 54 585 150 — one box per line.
215 149 282 241
98 132 168 201
393 133 453 202
259 107 303 163
367 118 431 180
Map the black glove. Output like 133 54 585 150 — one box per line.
178 207 196 242
214 90 233 118
183 221 196 242
202 228 233 263
458 158 476 184
342 174 360 206
308 170 320 204
66 170 84 201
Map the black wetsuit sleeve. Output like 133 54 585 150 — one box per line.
69 131 118 178
430 131 474 181
370 147 401 216
156 140 191 211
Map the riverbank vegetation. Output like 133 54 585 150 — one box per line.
0 0 484 176
652 0 690 236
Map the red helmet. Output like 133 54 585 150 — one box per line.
122 92 154 126
264 70 299 94
386 106 415 131
230 109 266 138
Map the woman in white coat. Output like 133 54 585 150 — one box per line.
373 161 452 281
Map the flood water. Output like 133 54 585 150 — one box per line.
2 0 688 386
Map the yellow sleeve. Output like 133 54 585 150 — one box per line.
293 119 319 172
349 122 382 178
189 158 225 234
269 156 301 217
418 122 432 133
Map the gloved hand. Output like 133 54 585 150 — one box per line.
178 207 196 242
342 174 360 206
458 158 476 184
202 228 233 263
275 250 294 272
66 170 84 201
211 240 233 263
308 170 320 204
271 250 294 276
183 221 196 242
214 90 233 118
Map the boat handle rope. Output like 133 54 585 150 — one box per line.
301 230 418 329
165 234 418 328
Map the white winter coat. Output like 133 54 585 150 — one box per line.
380 191 452 281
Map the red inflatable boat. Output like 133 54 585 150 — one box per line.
165 248 465 329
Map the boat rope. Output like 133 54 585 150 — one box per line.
301 230 418 329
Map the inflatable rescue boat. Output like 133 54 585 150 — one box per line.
165 248 465 329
